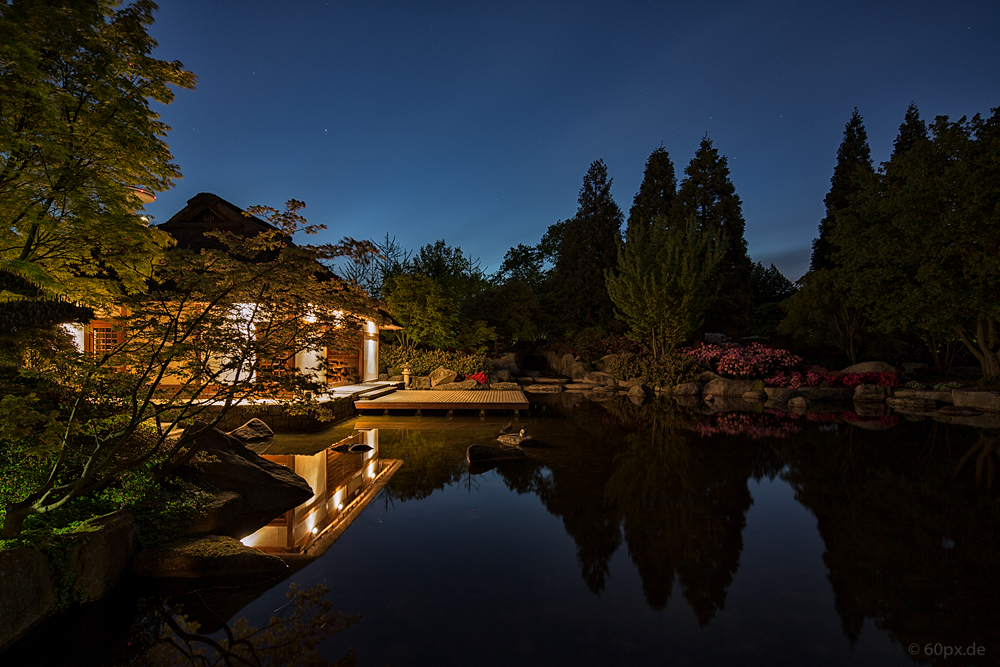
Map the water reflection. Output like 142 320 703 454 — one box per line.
243 429 400 557
368 395 1000 659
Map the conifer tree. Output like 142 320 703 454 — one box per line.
671 137 753 336
553 159 623 331
890 103 928 160
627 146 676 236
810 109 874 272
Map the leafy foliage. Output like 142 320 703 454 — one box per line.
607 215 722 358
606 351 706 388
378 343 491 377
0 0 195 307
681 343 801 379
1 201 381 537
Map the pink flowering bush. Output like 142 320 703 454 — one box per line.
680 343 801 380
764 367 899 389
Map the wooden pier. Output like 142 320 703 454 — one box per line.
354 389 528 416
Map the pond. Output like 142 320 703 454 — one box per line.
6 394 1000 666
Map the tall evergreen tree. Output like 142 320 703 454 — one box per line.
810 108 874 272
891 103 928 160
628 145 676 236
671 137 753 336
553 159 624 331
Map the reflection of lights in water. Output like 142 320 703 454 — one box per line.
241 532 261 547
337 502 344 511
367 462 376 479
311 527 318 535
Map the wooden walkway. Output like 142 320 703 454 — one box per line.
354 389 528 416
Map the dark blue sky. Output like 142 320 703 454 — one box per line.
144 0 1000 280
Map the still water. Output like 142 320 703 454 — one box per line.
8 394 1000 665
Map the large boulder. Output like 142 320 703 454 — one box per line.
594 354 618 372
0 547 55 651
66 511 140 602
628 384 652 398
488 354 520 374
227 418 273 443
841 361 898 374
853 384 891 402
183 423 314 532
952 389 1000 413
182 491 245 536
494 369 511 382
132 535 287 578
431 378 478 391
429 367 458 387
703 377 754 396
673 382 703 395
412 375 431 389
583 371 616 386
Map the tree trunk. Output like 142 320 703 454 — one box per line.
955 318 1000 378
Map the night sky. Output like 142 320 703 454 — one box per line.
144 0 1000 281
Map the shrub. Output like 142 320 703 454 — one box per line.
680 343 801 379
608 352 706 388
905 381 928 390
379 344 491 377
933 381 963 391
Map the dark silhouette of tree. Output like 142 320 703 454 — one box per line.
627 145 676 236
552 160 624 332
671 137 753 337
810 108 873 273
890 103 928 160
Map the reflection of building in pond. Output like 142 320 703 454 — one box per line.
241 429 401 556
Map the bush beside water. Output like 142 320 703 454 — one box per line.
379 344 492 377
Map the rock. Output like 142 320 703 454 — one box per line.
952 389 1000 413
466 444 526 464
0 547 56 651
564 383 600 392
495 370 511 382
66 511 140 602
841 361 898 374
132 535 288 579
377 373 389 381
583 371 616 386
892 388 952 403
227 418 274 443
523 384 564 394
497 433 533 447
594 354 617 372
489 382 523 391
674 395 702 408
431 378 478 391
788 396 810 410
938 405 983 417
412 376 431 389
628 384 652 397
592 385 617 393
853 384 891 402
525 370 542 378
704 332 730 345
795 387 854 401
183 491 245 536
429 367 458 387
699 371 722 382
886 396 937 410
184 423 314 529
742 390 768 402
672 381 704 395
703 377 754 396
618 378 643 388
389 374 404 382
903 362 929 374
514 376 535 385
853 402 889 418
488 354 520 374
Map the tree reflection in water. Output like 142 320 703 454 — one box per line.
498 395 1000 653
137 584 359 667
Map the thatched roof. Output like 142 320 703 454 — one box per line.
156 193 401 329
157 192 281 251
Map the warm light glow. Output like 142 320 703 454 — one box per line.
240 531 262 547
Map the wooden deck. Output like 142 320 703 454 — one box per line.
354 389 528 415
